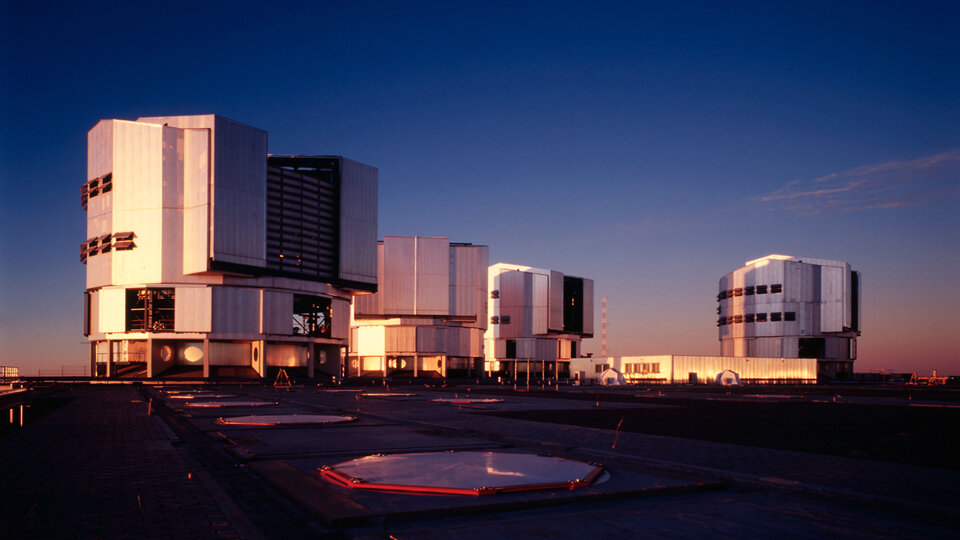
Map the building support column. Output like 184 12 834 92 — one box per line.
89 342 97 379
106 340 114 378
307 344 315 379
413 354 418 378
202 338 210 379
146 337 154 378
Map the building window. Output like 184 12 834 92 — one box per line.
490 290 499 299
756 285 768 294
771 312 782 322
733 315 743 323
726 289 734 298
784 311 796 321
717 317 726 327
745 286 755 295
293 295 332 337
734 288 743 296
745 313 755 323
799 338 825 358
771 284 783 294
756 313 767 322
726 316 735 324
716 292 725 302
500 315 511 324
595 363 610 373
81 172 113 210
490 316 500 324
126 288 175 332
506 340 517 359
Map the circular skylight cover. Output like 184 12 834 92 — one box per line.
186 400 277 408
168 393 236 399
216 414 356 426
320 451 605 496
429 398 504 404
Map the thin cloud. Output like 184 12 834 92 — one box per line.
755 149 960 213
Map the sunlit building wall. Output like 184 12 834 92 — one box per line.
82 114 377 379
485 263 594 379
717 254 861 380
349 237 488 378
570 355 817 384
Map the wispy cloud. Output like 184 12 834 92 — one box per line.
755 149 960 213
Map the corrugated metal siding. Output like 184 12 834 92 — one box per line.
415 237 449 315
385 325 416 353
383 237 416 314
209 341 251 366
331 297 350 340
260 290 292 335
820 265 844 332
416 326 444 354
548 271 563 332
182 128 210 275
98 287 127 333
339 157 378 285
211 287 260 334
531 272 548 335
266 343 307 367
671 355 816 382
175 287 212 332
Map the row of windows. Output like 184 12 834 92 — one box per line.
717 312 796 326
624 362 660 374
80 172 113 209
716 284 782 301
490 315 511 324
80 232 136 263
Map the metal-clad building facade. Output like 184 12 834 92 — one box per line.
350 237 488 377
485 263 594 379
82 115 377 379
571 355 817 384
717 254 861 380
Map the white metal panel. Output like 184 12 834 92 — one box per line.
209 341 252 366
260 290 293 335
211 287 260 334
98 287 127 333
331 297 350 340
182 128 211 275
175 287 212 332
356 326 386 356
111 120 164 285
532 272 548 335
339 157 378 285
385 325 416 353
266 343 307 367
449 244 488 324
415 237 450 315
383 237 416 314
416 326 445 354
820 266 843 332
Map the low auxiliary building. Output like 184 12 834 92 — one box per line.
571 355 817 385
718 255 861 380
349 237 488 378
485 263 594 380
82 114 377 379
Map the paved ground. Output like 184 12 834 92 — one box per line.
1 383 958 539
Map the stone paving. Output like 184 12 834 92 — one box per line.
2 383 959 539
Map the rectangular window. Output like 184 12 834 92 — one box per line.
733 315 743 323
755 313 767 322
784 311 796 321
506 340 517 359
756 285 768 294
490 290 499 299
716 292 725 302
734 288 743 297
726 289 734 298
490 316 500 324
126 288 175 332
745 313 755 323
293 295 332 337
745 286 755 295
717 316 726 326
771 312 782 322
771 284 783 293
500 315 511 324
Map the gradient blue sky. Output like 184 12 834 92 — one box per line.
2 1 958 376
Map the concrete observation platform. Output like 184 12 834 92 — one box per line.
1 382 959 539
